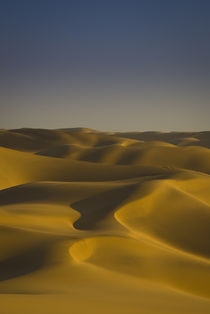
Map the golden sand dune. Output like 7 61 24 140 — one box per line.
0 128 210 314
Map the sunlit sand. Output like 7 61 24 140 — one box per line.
0 128 210 313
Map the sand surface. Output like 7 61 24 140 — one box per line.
0 128 210 313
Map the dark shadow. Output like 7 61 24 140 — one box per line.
0 243 51 282
72 184 136 230
0 183 55 206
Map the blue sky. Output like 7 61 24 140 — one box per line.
1 0 210 131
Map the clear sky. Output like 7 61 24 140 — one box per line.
1 0 210 131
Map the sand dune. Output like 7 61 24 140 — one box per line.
0 128 210 314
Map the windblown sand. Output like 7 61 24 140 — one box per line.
0 128 210 313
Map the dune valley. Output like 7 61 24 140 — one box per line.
0 128 210 314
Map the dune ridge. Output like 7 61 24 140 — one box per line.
0 128 210 314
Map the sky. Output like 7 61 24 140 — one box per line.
0 0 210 131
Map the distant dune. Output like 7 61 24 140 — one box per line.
0 128 210 314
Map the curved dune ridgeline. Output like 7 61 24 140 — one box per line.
0 128 210 314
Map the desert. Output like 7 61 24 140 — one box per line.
0 128 210 313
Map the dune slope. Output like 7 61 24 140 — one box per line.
0 128 210 314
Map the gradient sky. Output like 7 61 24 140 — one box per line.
1 0 210 131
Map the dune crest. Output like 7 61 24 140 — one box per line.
0 128 210 314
